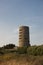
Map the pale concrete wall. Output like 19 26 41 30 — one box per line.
19 26 30 47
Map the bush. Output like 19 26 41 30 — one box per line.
27 45 43 56
3 44 15 49
17 47 27 54
36 46 43 55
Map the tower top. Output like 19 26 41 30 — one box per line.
19 26 29 28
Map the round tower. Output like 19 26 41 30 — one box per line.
19 26 30 47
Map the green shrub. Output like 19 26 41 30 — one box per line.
3 44 15 49
27 45 43 56
17 47 27 54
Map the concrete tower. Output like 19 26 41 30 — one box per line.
19 26 30 47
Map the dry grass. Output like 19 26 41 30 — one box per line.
0 53 43 65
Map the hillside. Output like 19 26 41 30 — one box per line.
0 45 43 65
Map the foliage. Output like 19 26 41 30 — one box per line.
27 45 43 56
0 45 43 65
17 47 27 54
3 44 15 49
0 44 43 56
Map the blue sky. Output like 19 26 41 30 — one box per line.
0 0 43 46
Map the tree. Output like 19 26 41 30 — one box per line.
3 44 15 49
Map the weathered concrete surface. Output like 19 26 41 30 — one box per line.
19 26 30 47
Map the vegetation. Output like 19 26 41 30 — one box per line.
17 47 27 54
0 53 43 65
0 44 43 65
2 44 15 49
27 45 43 56
0 44 43 55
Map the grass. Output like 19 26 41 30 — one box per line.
0 53 43 65
0 45 43 65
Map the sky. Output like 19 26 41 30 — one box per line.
0 0 43 47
